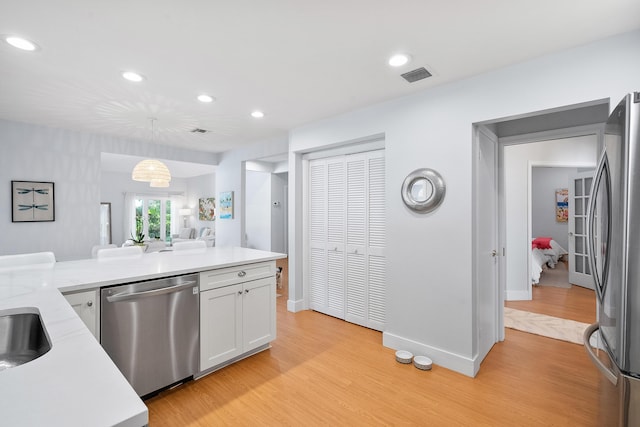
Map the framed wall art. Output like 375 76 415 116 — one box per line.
12 180 55 222
219 191 234 219
199 197 216 221
555 188 568 222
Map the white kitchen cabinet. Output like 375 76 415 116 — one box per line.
63 289 100 340
200 283 243 369
199 262 276 373
242 277 276 350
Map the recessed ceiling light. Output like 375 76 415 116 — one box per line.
121 71 145 82
4 35 38 51
197 94 215 103
251 110 265 118
388 53 411 67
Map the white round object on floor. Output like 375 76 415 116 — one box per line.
395 350 413 364
413 355 432 370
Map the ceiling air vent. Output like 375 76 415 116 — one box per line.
190 128 209 134
401 67 432 83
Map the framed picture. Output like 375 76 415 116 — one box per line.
199 197 216 221
12 180 55 222
555 188 568 222
219 191 234 219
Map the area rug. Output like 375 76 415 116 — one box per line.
504 307 589 345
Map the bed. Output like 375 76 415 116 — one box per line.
531 237 568 284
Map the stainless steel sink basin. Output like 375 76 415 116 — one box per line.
0 308 51 371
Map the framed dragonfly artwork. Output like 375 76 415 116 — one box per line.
11 181 55 222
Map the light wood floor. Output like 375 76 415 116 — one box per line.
146 259 608 426
505 262 597 325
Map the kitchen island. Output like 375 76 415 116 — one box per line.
0 247 286 427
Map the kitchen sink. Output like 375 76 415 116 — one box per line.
0 308 51 371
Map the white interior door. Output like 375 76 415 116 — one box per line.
568 171 595 289
475 127 500 354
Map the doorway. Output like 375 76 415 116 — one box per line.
506 164 597 325
473 98 609 351
242 155 289 254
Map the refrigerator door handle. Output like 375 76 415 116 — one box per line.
586 150 610 303
583 323 618 386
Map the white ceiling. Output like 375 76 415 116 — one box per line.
101 153 216 178
1 1 639 154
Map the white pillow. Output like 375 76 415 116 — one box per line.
200 227 210 238
179 228 192 239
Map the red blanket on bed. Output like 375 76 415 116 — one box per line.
532 237 552 250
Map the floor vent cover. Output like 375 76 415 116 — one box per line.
401 67 432 83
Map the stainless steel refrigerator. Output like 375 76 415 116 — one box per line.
584 92 640 426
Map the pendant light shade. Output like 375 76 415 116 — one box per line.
132 159 171 184
131 118 172 187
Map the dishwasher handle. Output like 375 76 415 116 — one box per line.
106 280 197 303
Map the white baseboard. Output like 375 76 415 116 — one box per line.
287 298 305 312
383 332 478 377
505 289 531 301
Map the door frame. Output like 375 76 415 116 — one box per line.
528 162 597 296
473 124 604 350
502 126 602 299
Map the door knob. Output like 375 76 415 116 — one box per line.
491 250 498 257
87 300 93 307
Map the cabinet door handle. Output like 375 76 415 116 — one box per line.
245 289 250 294
238 290 243 295
87 300 93 307
237 271 247 277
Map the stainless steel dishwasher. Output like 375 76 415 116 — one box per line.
101 274 199 398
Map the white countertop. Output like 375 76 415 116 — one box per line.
0 247 286 427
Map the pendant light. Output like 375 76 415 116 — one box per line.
132 118 171 187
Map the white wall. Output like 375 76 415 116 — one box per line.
271 172 287 253
532 167 581 250
185 174 217 233
0 119 217 261
504 136 597 301
287 30 640 376
245 170 271 250
215 137 289 247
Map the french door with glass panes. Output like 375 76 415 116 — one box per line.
308 150 386 331
135 197 172 243
568 172 595 288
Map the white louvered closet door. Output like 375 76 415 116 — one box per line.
309 160 328 312
307 150 385 331
367 152 386 331
345 154 367 327
326 158 346 318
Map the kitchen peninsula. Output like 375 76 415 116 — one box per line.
0 247 286 427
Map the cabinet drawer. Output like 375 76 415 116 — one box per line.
199 261 275 291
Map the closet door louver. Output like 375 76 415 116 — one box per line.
307 150 385 331
309 161 327 311
346 154 367 327
367 153 386 330
326 158 345 318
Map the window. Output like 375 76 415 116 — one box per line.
135 197 172 242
